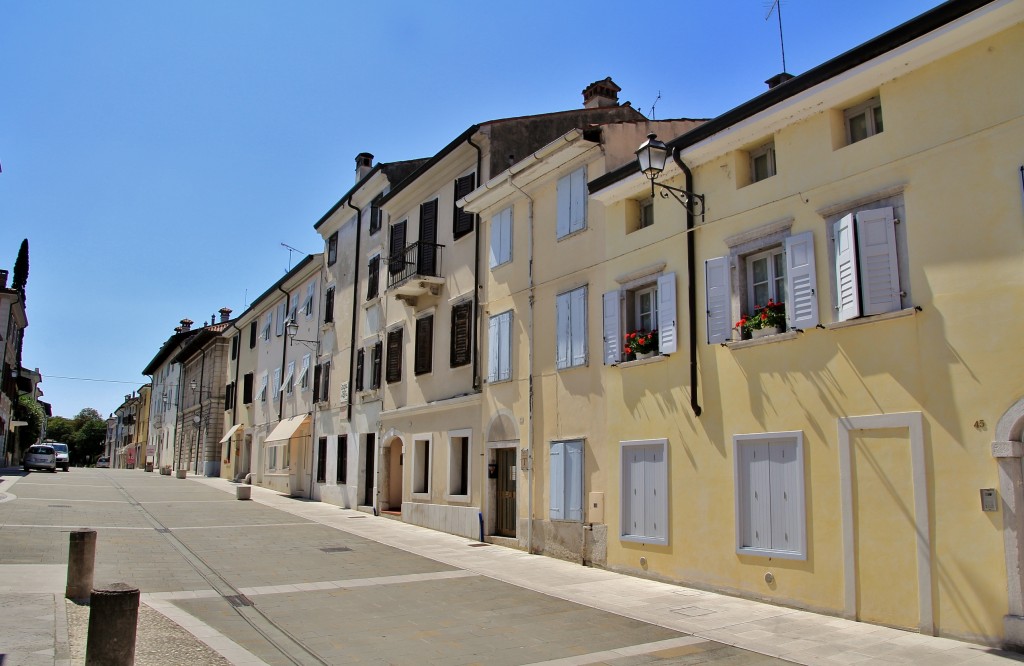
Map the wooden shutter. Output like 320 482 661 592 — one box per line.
328 232 338 265
418 199 438 277
224 383 233 410
834 214 860 322
487 315 500 383
556 291 571 369
549 442 564 520
784 232 819 329
242 372 253 404
490 207 512 269
388 221 407 275
354 349 364 391
566 440 583 521
324 287 335 323
371 341 382 388
386 328 403 383
450 301 472 367
644 445 665 540
657 272 677 354
453 174 476 239
415 316 433 376
366 256 379 300
569 167 587 233
556 173 571 239
321 361 331 403
312 364 322 403
276 302 287 336
570 287 587 367
769 440 801 554
487 312 511 382
230 335 238 361
602 290 621 365
743 443 772 550
705 256 732 343
249 321 257 348
855 207 900 316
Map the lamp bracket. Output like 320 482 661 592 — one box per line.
654 182 705 218
289 337 319 353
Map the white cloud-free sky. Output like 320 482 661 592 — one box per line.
0 0 943 418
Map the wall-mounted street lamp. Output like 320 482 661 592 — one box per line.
635 133 705 218
286 320 320 354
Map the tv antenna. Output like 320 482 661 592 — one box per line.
766 0 787 73
649 90 661 120
281 242 305 271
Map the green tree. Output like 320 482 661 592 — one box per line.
46 415 74 444
14 394 45 451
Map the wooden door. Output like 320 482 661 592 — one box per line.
495 448 517 537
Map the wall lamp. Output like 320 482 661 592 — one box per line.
636 133 705 217
285 320 319 353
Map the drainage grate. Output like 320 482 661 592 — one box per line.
48 505 72 508
320 546 351 553
223 594 254 608
155 528 171 534
467 543 490 548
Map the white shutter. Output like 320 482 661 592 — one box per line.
487 315 500 383
499 207 512 266
556 292 571 369
855 207 900 316
556 174 571 239
746 443 771 550
834 214 860 322
498 312 511 381
784 232 819 329
769 440 801 554
657 272 677 354
642 446 659 539
566 440 583 521
705 256 732 343
489 214 499 268
570 287 587 367
569 167 587 233
602 290 621 365
276 302 287 335
549 441 565 520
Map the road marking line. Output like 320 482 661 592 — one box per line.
237 569 479 597
142 594 270 666
170 522 314 530
520 636 707 665
16 497 127 503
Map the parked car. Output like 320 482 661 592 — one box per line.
23 444 57 472
96 455 110 468
50 442 70 472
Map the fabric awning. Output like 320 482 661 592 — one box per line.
219 424 241 444
265 414 309 445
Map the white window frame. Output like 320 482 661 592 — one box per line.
304 280 316 318
844 97 883 144
634 285 658 334
257 372 269 402
446 429 472 501
556 166 587 239
276 302 287 336
555 285 588 370
262 312 272 342
283 361 295 395
288 292 298 326
744 246 786 314
750 143 777 183
487 310 512 383
300 354 311 391
733 431 806 560
272 368 281 396
549 439 584 522
489 206 513 269
620 439 668 545
411 435 432 499
638 197 654 230
603 272 677 365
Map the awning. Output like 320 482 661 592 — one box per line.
219 424 242 444
265 414 309 446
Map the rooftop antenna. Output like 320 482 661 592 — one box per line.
649 90 661 120
766 0 787 73
281 242 304 271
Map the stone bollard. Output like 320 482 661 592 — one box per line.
86 583 140 666
65 529 97 601
176 469 187 479
236 485 251 500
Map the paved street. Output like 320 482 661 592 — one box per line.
1 468 1023 665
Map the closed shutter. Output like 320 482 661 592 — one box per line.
744 443 772 550
230 335 238 361
784 232 819 329
354 349 364 391
371 341 382 388
305 281 316 316
249 321 257 349
386 328 403 383
367 256 379 300
566 440 583 521
453 174 476 239
626 447 643 536
276 302 287 336
834 214 859 321
555 291 571 369
242 373 253 404
487 315 500 383
569 166 587 233
418 199 438 277
705 256 732 343
549 441 564 520
321 361 331 403
646 445 666 541
556 173 571 239
769 441 800 554
450 301 472 367
415 316 433 376
490 206 512 268
313 364 322 402
657 272 677 354
327 232 338 265
224 383 233 410
570 287 587 367
855 207 900 316
388 221 407 275
602 290 621 365
324 287 335 323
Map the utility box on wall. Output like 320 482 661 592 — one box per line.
589 491 605 524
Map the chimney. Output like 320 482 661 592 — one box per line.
765 72 794 89
219 307 232 323
582 77 621 109
179 318 193 332
356 152 374 183
0 270 7 289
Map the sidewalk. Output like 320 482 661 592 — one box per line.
191 475 1024 665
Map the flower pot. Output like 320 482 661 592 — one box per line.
751 326 780 339
636 351 655 360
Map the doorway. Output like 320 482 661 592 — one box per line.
495 448 517 537
363 434 376 508
387 440 403 510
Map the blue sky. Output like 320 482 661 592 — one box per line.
0 0 943 419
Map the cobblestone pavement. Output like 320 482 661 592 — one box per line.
0 468 791 665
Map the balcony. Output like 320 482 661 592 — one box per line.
387 242 445 303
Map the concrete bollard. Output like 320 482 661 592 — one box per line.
176 469 187 479
145 462 153 472
236 485 251 500
65 529 97 601
85 583 140 666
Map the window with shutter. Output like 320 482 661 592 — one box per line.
276 302 288 336
249 321 257 349
487 311 512 383
355 349 365 391
321 361 331 404
262 312 273 342
389 221 407 275
230 335 238 361
327 231 338 266
258 373 269 402
550 440 584 522
556 286 587 369
366 255 380 300
830 204 904 323
413 438 431 495
316 437 327 483
336 434 348 484
556 166 587 239
415 315 433 376
288 292 298 325
304 281 316 317
386 328 403 383
453 174 476 240
242 373 254 404
283 362 295 395
734 433 805 559
272 368 281 395
371 342 382 389
312 364 322 403
620 439 668 544
369 194 383 235
300 354 311 390
418 199 439 277
450 301 472 368
324 287 335 323
224 383 234 411
489 206 513 269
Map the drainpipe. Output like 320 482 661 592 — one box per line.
275 286 290 421
346 199 362 420
196 349 207 474
308 261 325 500
672 147 702 417
467 135 483 391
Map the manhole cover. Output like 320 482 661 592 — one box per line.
320 546 351 553
224 594 254 607
670 606 714 617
